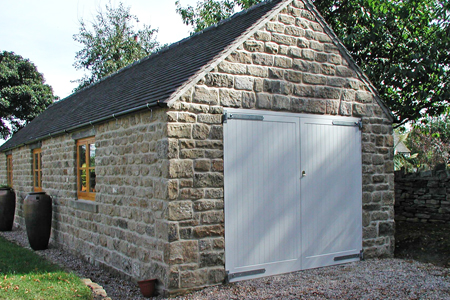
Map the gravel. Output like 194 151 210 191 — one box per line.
2 228 450 300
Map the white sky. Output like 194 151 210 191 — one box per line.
0 0 199 99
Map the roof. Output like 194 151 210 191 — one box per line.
1 0 393 152
1 0 284 151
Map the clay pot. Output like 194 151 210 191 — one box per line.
24 192 52 250
138 279 156 298
0 187 16 231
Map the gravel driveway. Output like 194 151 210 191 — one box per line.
1 228 449 299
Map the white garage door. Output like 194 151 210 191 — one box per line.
224 109 362 282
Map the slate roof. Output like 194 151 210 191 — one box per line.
1 0 284 151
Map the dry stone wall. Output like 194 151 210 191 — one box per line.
395 169 450 223
165 0 394 294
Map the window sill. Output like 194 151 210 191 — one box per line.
69 199 99 213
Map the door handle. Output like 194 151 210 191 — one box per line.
302 170 306 177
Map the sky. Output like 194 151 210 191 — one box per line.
0 0 199 99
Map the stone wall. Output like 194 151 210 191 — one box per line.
6 109 171 290
164 0 394 293
395 169 450 223
8 146 34 227
0 154 6 185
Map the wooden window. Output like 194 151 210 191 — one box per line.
77 137 96 201
33 148 42 192
6 154 12 187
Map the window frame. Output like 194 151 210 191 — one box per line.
33 148 42 192
6 154 12 187
76 137 96 201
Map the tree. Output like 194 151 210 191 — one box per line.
73 2 160 90
176 0 450 125
406 114 450 169
0 51 55 139
176 0 262 32
315 0 450 126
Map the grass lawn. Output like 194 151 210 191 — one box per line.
0 236 92 299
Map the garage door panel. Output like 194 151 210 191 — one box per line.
301 119 362 269
224 114 301 279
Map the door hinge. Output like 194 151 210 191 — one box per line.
223 113 264 123
334 250 363 261
332 120 362 130
227 268 266 281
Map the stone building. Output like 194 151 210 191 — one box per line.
0 0 395 295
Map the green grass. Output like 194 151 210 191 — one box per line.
0 236 92 299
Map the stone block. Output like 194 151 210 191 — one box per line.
291 97 306 112
167 124 192 138
339 101 352 116
220 89 242 107
326 100 339 115
180 270 208 288
217 61 247 75
315 86 341 99
265 42 279 54
266 22 285 33
285 70 302 83
194 160 211 172
303 74 326 85
205 74 234 88
293 84 315 97
235 76 255 91
242 92 256 108
198 114 222 124
179 188 204 200
356 91 374 103
244 40 265 52
226 51 252 64
247 65 269 78
208 268 226 284
329 54 342 65
272 33 297 46
193 124 210 140
279 14 295 25
310 41 324 51
301 49 315 61
285 26 304 37
272 95 290 110
256 93 272 109
200 252 225 268
169 160 193 179
304 99 326 114
193 200 217 211
252 53 274 66
297 38 310 48
168 201 193 221
274 56 293 68
336 66 356 77
254 31 271 42
315 52 328 63
193 86 219 105
193 225 224 238
194 173 224 188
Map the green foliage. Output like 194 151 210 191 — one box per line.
0 51 55 139
176 0 263 32
310 0 449 125
73 2 160 90
406 114 450 169
0 236 92 299
176 0 450 124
